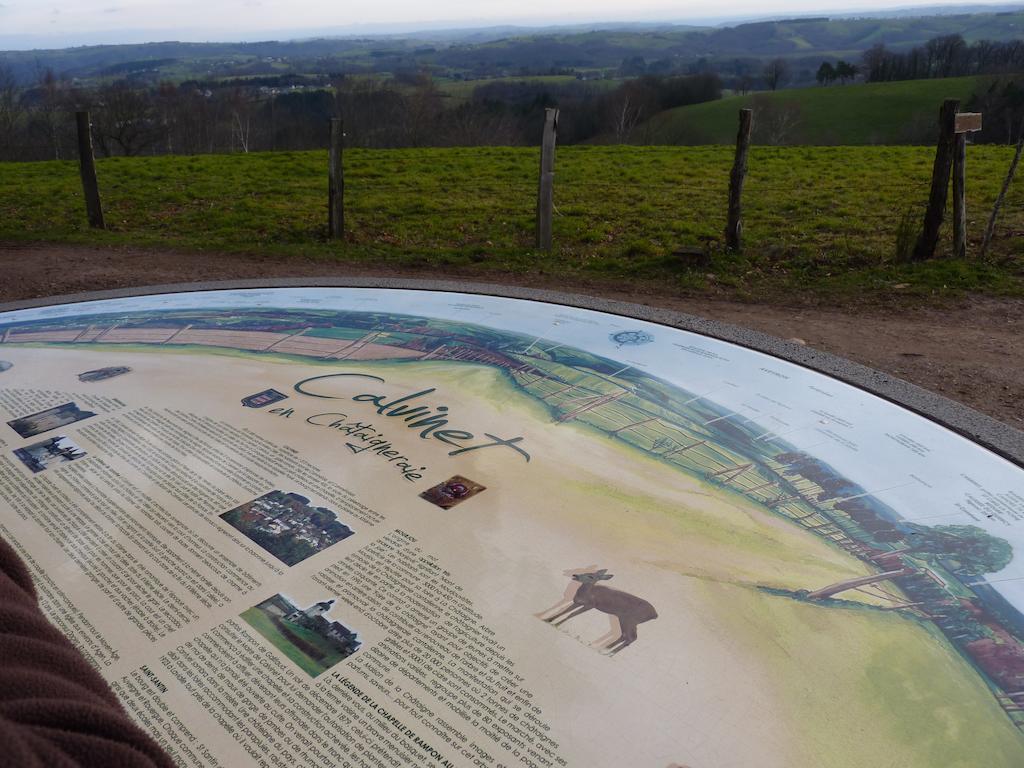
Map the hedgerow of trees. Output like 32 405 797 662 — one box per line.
862 34 1024 82
4 29 1024 161
0 65 721 160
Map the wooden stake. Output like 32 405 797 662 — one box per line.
329 118 344 240
75 111 105 230
725 109 753 251
953 132 967 259
536 108 559 251
912 99 959 261
980 121 1024 260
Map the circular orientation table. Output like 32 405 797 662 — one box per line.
1 280 1023 768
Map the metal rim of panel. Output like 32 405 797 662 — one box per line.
1 277 1021 469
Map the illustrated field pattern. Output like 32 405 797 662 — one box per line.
3 303 1023 731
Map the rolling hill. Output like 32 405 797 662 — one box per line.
638 76 987 145
4 10 1024 85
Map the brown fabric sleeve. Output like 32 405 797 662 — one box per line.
0 536 177 768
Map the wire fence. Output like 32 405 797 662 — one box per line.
2 140 1023 272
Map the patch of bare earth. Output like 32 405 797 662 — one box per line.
1 243 1021 429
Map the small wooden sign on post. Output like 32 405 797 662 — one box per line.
954 112 983 134
953 111 982 259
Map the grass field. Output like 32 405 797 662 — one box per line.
1 145 1022 301
642 76 985 145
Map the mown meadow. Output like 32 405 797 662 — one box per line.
642 76 985 145
1 145 1022 301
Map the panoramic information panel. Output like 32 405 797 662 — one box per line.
1 287 1023 768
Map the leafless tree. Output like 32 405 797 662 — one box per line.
222 87 259 153
93 80 164 156
32 68 67 160
763 58 790 91
401 72 443 147
0 63 24 160
751 95 802 145
605 79 658 143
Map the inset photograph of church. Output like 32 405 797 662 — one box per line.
240 593 361 677
220 490 354 566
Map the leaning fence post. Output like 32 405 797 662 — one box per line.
329 118 344 240
75 111 105 230
725 108 753 251
536 107 559 251
980 119 1024 260
913 99 959 261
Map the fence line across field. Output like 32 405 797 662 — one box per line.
67 105 1016 261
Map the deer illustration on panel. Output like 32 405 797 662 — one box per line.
540 568 658 654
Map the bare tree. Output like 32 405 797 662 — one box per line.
0 63 24 160
446 103 517 146
32 68 67 160
605 79 658 143
608 93 645 142
223 87 258 153
402 72 443 147
93 80 163 156
333 75 410 148
763 58 790 91
751 95 802 145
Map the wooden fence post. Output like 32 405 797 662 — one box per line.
725 108 753 251
912 99 959 261
329 118 344 240
952 131 967 259
75 111 105 230
536 107 559 251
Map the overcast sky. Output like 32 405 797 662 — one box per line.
0 1 1008 49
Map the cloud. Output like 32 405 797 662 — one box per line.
103 6 122 12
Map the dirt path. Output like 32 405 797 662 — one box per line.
1 242 1021 429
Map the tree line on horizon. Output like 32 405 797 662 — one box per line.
862 34 1024 83
2 31 1024 161
0 66 722 160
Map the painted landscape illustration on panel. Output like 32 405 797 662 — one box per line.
2 302 1022 740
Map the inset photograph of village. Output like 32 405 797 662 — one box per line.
241 594 361 677
7 401 96 438
219 490 354 566
13 435 87 473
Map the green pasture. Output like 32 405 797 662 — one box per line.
1 144 1022 301
642 76 986 145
